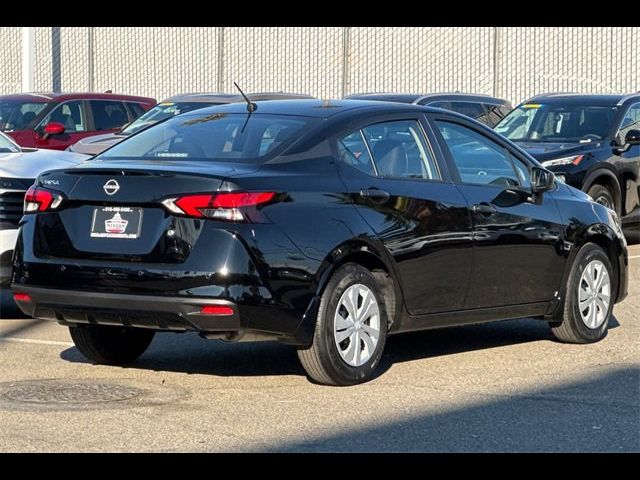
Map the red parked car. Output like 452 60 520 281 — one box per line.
0 92 155 150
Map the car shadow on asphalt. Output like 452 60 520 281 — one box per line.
58 315 621 380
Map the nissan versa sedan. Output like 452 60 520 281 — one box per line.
10 100 628 385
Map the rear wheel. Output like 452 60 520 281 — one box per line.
587 184 616 213
550 243 615 344
69 325 155 365
297 263 388 386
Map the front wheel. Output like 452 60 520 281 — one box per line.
587 184 617 213
550 243 615 344
297 263 388 386
69 324 155 365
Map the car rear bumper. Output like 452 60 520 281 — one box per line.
10 285 307 343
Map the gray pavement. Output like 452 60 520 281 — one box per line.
0 244 638 452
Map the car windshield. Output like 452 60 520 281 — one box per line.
98 112 313 162
0 132 20 152
0 100 48 131
121 102 217 136
495 103 617 143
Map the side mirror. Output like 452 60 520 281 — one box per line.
531 166 555 193
625 129 640 146
613 129 640 154
44 122 66 137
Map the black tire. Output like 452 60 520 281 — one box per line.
297 263 388 386
69 324 155 365
587 184 617 213
550 243 615 344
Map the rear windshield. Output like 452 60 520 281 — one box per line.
99 112 312 162
121 101 216 136
0 100 48 131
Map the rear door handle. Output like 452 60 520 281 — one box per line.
360 188 390 202
472 203 496 215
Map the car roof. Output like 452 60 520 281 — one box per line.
345 92 510 105
179 98 433 119
524 92 640 106
0 92 155 102
162 92 315 104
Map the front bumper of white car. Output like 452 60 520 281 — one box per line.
0 228 19 286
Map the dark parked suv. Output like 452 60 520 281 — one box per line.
10 100 628 385
495 93 640 235
0 92 155 150
345 92 512 127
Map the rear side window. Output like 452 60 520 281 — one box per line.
362 120 439 180
126 102 146 120
337 131 376 175
90 100 129 131
435 120 522 187
431 101 486 122
98 113 313 162
482 104 510 127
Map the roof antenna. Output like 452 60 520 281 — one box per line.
233 82 257 113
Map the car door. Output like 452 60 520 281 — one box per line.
335 116 473 315
34 100 90 150
429 113 566 309
614 102 640 225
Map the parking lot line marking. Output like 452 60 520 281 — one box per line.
0 337 73 347
629 255 640 259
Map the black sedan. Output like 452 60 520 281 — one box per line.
10 99 628 386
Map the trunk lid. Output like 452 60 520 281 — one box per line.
35 160 259 261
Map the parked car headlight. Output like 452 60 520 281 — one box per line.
541 154 584 167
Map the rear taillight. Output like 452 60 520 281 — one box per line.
24 185 64 213
161 192 276 221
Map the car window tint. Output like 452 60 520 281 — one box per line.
336 131 375 175
0 101 47 131
41 101 86 132
448 102 486 122
126 102 146 120
362 120 439 180
435 121 520 187
90 100 129 131
483 104 508 127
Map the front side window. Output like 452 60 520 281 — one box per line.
436 121 523 187
98 113 312 162
40 101 87 132
618 103 640 142
0 100 48 131
496 103 616 143
90 100 129 131
483 104 510 127
362 120 439 180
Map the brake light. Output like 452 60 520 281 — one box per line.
200 305 234 316
24 185 64 213
13 293 32 303
162 192 276 221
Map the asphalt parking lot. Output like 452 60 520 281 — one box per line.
0 243 638 452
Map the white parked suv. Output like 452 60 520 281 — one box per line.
0 131 88 286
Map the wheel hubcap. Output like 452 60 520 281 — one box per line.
578 260 611 329
334 284 381 367
595 195 611 208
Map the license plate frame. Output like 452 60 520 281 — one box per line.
90 206 143 239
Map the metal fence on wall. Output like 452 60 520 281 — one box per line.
1 27 638 104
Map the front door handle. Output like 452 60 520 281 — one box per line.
360 188 390 202
472 203 496 215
